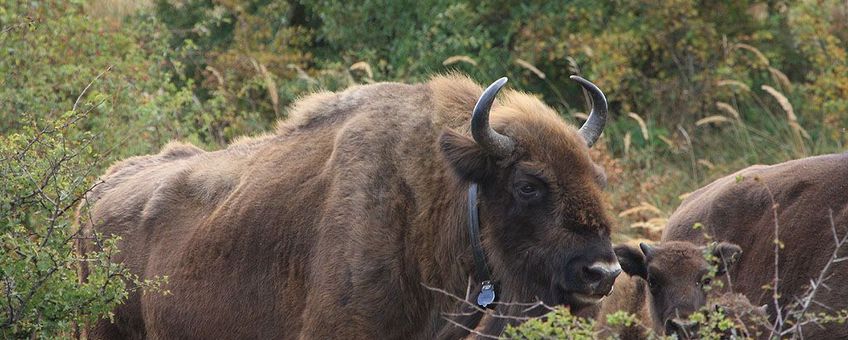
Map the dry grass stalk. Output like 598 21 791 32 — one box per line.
629 217 668 232
768 67 792 92
442 55 477 66
762 85 811 142
571 112 589 121
205 66 225 89
349 61 374 80
695 115 732 126
251 58 279 116
734 43 771 66
715 102 741 121
627 112 649 141
565 56 581 75
85 0 152 25
514 58 546 79
747 3 769 22
623 132 632 155
697 159 716 169
717 80 752 92
761 85 797 120
658 135 675 148
619 202 663 217
286 64 317 84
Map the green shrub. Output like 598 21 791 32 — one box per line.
149 0 847 230
0 111 169 338
2 1 186 336
505 307 598 340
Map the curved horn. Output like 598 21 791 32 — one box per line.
471 77 514 158
639 242 655 259
570 75 608 147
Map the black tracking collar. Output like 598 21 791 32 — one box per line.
467 183 496 308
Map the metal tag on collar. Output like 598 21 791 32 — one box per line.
476 280 496 308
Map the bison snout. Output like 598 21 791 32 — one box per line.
666 318 698 339
582 262 621 296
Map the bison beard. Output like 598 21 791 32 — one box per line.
79 74 619 339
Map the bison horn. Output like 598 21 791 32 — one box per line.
570 76 608 147
471 77 515 158
639 242 654 259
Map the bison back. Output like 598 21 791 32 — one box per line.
663 152 848 339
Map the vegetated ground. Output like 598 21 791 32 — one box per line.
1 0 847 337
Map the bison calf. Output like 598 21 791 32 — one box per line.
596 240 745 338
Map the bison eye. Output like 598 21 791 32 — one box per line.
519 184 536 194
516 182 539 198
512 175 545 202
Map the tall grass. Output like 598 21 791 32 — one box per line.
85 0 151 25
606 54 841 241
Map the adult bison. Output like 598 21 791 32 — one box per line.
79 74 622 339
664 152 848 339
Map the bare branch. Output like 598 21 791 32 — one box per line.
441 315 502 339
421 282 557 325
420 282 486 314
73 65 113 112
782 209 848 338
757 181 785 338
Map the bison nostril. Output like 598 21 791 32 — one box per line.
583 262 622 293
665 318 697 338
583 266 605 283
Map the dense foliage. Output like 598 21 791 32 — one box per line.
1 0 846 337
151 0 848 229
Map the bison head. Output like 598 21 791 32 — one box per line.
439 77 620 312
615 241 743 336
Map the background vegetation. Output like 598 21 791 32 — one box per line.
1 0 846 337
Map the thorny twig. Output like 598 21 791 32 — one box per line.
420 283 546 323
73 65 113 112
441 315 501 340
752 177 848 338
782 209 848 339
759 180 785 338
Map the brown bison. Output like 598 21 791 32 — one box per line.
596 240 744 338
664 152 848 339
79 74 622 338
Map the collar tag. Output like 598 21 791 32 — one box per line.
476 280 496 308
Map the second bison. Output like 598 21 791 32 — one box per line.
665 152 848 339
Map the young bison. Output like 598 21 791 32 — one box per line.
596 240 746 339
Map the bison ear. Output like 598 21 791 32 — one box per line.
439 129 495 182
712 242 742 275
615 244 648 279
